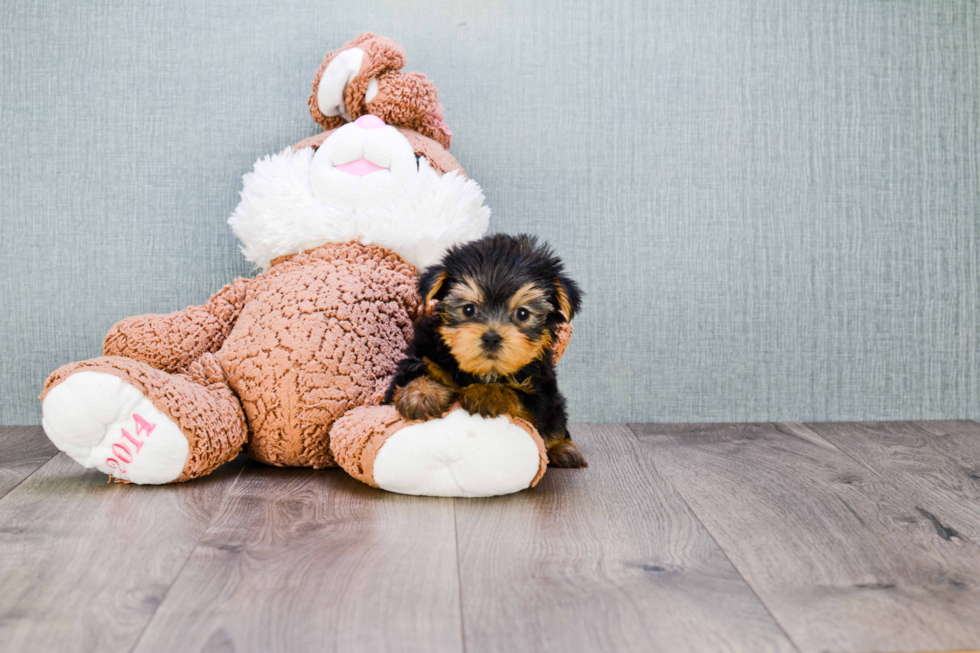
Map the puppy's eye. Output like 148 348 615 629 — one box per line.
515 307 530 322
462 304 477 318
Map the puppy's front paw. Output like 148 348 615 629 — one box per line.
458 383 523 419
394 377 455 422
547 440 588 468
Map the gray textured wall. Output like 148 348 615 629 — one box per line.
2 0 979 425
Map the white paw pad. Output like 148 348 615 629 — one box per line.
372 409 542 498
41 372 189 484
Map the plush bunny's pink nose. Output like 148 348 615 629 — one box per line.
355 114 385 129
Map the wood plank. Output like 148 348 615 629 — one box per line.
454 424 797 653
631 422 980 653
0 426 58 499
807 420 980 544
132 462 463 653
0 452 244 653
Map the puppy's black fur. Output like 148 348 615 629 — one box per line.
384 233 586 468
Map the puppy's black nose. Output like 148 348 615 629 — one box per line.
481 331 503 349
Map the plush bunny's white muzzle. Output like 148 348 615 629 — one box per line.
310 115 420 212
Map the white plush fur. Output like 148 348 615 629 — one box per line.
229 121 490 271
42 372 189 485
372 409 542 498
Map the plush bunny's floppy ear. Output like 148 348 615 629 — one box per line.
309 33 407 128
553 275 583 322
308 33 454 148
366 71 452 148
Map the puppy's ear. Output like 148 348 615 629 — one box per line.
418 266 449 305
553 275 583 322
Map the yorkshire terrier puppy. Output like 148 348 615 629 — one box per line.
384 234 586 468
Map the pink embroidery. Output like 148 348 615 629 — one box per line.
104 413 156 477
120 428 143 452
112 442 133 463
133 413 156 438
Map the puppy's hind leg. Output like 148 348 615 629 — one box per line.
545 433 588 468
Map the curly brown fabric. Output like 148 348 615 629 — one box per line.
103 278 250 374
307 32 453 148
342 38 411 124
552 322 573 364
46 242 420 475
308 32 407 131
366 71 451 148
41 354 247 482
216 242 419 469
329 405 405 487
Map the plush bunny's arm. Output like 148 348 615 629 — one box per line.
102 278 250 374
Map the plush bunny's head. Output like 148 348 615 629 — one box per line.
229 34 488 272
308 33 452 148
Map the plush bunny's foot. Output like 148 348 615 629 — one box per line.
42 371 189 484
331 406 548 498
41 355 248 484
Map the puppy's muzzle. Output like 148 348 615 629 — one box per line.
481 331 503 352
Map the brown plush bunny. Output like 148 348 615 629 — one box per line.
40 34 572 498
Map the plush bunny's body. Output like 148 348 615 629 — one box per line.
40 34 570 497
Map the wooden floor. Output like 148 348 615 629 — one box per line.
2 423 980 653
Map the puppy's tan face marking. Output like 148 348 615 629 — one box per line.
438 279 555 379
506 283 552 332
455 276 484 306
438 322 552 378
508 283 546 311
439 322 499 377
